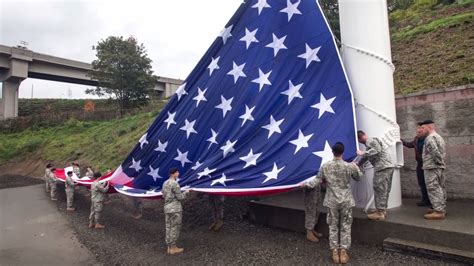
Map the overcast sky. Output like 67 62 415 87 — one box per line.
0 0 241 98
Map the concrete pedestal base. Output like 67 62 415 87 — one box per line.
248 189 474 263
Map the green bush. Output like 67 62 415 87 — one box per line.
23 138 43 152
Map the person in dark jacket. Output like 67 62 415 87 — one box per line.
402 122 431 207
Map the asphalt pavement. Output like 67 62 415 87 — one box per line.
0 184 96 265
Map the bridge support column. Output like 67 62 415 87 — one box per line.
0 79 22 120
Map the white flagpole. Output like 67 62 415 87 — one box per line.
338 0 403 209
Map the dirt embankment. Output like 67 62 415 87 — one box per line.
0 159 46 178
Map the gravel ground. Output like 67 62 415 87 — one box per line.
38 186 458 266
0 174 43 189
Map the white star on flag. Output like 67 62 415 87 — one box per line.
313 141 333 165
193 87 208 107
239 105 255 126
311 93 336 119
221 139 237 158
164 111 176 129
154 140 168 153
252 0 271 15
215 95 234 117
175 82 188 100
211 173 234 186
262 163 285 184
262 115 284 138
147 166 162 182
265 34 287 57
138 133 148 149
289 129 313 154
180 119 198 139
298 44 321 68
280 0 302 21
227 61 246 83
218 24 233 44
239 27 259 49
191 161 202 170
207 56 220 75
281 80 303 104
174 149 192 167
197 167 217 179
252 69 272 92
129 158 142 172
206 129 219 148
239 149 262 168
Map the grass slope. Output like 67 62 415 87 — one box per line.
0 112 156 171
390 1 474 94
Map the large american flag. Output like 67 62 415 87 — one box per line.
110 0 358 198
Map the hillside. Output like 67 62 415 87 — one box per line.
390 0 474 94
0 112 156 171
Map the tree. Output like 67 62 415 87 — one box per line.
87 36 156 115
319 0 340 42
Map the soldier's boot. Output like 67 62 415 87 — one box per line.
367 211 385 221
306 230 319 242
213 219 224 231
169 245 184 255
95 223 106 229
425 208 435 214
67 207 76 211
331 249 340 264
88 223 95 229
208 221 216 231
132 213 142 219
166 246 170 254
339 249 349 264
424 211 445 220
312 229 323 238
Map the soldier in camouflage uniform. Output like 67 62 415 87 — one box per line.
208 194 225 231
44 163 54 193
48 167 59 201
65 171 76 211
162 168 189 255
89 172 109 229
304 186 323 242
85 166 94 178
420 120 447 220
72 162 81 178
303 142 362 264
357 130 395 221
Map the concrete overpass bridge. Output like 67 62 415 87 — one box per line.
0 44 182 120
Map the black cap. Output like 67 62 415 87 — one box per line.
67 171 73 175
419 119 434 126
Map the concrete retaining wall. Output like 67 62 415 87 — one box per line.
396 85 474 200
